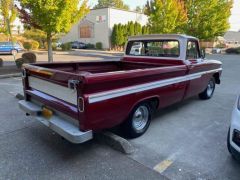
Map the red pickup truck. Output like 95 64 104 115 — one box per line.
19 34 222 143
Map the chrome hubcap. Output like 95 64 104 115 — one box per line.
207 80 214 97
132 106 149 131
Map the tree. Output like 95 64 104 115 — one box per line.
135 6 142 13
0 0 17 38
111 21 147 49
23 28 47 47
116 24 124 46
94 0 129 10
147 0 188 34
18 0 89 62
142 26 149 35
134 22 142 35
128 21 135 36
144 0 154 15
111 24 117 47
122 24 128 44
183 0 233 40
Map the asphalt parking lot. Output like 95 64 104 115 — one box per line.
129 54 240 179
0 54 240 179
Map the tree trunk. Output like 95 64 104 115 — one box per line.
47 34 53 63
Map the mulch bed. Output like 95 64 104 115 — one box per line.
0 65 21 75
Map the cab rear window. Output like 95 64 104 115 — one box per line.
126 40 180 57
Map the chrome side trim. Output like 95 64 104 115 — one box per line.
88 68 222 104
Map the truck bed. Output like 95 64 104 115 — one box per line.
23 60 187 128
32 61 180 75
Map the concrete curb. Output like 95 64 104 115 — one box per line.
96 131 135 154
15 93 24 100
0 73 21 79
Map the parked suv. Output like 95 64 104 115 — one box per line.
0 42 24 55
228 95 240 160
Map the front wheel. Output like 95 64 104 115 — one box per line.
199 78 215 100
122 102 151 138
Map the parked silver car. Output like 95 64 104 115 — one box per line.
228 95 240 160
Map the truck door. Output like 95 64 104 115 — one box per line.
184 40 208 99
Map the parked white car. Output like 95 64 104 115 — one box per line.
228 95 240 160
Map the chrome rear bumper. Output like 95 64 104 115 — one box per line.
18 100 93 144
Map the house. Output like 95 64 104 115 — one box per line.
223 31 240 48
60 7 148 49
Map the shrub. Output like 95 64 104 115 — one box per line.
60 42 72 51
15 52 37 69
96 42 103 50
0 58 3 67
22 52 37 63
23 41 32 51
215 43 226 48
31 40 39 50
15 58 25 69
86 43 95 49
226 47 240 54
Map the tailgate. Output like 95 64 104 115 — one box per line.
22 64 83 122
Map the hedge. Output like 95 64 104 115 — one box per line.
96 42 103 50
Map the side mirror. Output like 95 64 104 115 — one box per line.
201 49 206 59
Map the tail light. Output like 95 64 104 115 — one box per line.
78 97 84 112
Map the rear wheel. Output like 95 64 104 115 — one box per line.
123 102 151 138
199 78 215 100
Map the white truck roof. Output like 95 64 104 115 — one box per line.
128 34 198 41
125 34 200 60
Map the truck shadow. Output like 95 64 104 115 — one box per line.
109 96 199 138
27 124 98 160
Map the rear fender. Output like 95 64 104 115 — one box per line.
127 95 160 118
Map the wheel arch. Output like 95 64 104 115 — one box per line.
129 95 160 115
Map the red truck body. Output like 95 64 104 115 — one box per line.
19 34 222 143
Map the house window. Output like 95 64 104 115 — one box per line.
80 25 91 38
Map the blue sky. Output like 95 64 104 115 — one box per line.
89 0 240 31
